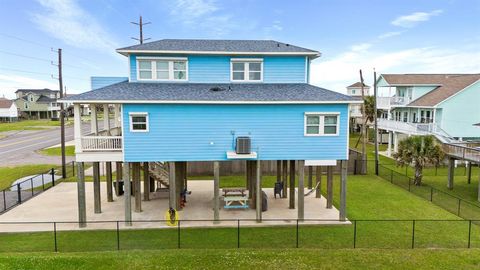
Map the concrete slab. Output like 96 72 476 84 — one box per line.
0 180 348 232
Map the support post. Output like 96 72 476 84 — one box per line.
387 131 392 156
467 162 472 184
315 166 322 198
103 104 110 135
169 162 176 209
447 157 455 190
308 166 313 189
93 162 101 213
143 162 150 201
289 160 296 209
298 160 305 220
73 104 82 154
123 162 132 226
276 160 281 183
393 132 399 153
213 161 220 222
326 166 333 209
77 162 86 228
90 104 98 135
106 162 113 202
256 160 262 222
339 160 347 221
132 163 142 212
282 160 288 198
245 161 249 190
115 162 122 196
114 104 121 128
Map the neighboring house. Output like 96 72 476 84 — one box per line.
376 74 480 155
15 89 60 119
62 39 359 226
346 82 370 132
0 97 19 122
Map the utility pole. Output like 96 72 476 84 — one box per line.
373 70 379 175
359 69 367 174
54 48 67 178
131 15 151 44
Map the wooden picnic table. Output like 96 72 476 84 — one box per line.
222 188 247 197
223 196 249 209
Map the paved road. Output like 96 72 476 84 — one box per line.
0 122 96 166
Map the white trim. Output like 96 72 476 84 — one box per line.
136 58 188 82
346 105 350 158
304 56 308 83
120 104 125 162
62 100 364 104
226 151 258 159
230 59 263 82
129 112 149 132
305 160 337 166
117 49 320 57
304 112 340 136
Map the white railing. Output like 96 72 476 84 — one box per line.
390 96 412 106
48 106 60 111
375 96 412 109
377 118 457 143
81 136 122 151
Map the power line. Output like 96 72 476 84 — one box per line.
0 50 51 63
0 67 52 76
0 33 52 49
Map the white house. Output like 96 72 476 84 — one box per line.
0 97 18 122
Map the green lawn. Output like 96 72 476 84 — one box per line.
0 165 57 190
0 120 61 132
39 146 75 157
1 249 480 269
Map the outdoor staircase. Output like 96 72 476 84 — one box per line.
149 162 170 190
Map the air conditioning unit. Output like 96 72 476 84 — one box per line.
236 137 251 154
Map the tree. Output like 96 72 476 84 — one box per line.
362 95 376 141
393 135 444 185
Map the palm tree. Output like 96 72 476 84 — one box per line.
362 95 376 141
393 135 444 185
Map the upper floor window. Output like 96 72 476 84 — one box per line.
304 113 339 136
137 58 188 81
129 112 149 132
231 59 263 82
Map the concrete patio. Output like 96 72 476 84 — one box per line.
0 180 348 232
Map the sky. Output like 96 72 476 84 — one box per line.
0 0 479 99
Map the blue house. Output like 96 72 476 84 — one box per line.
63 39 359 226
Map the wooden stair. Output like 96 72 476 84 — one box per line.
149 162 170 189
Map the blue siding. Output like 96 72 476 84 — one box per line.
128 54 307 83
91 77 128 90
123 104 348 162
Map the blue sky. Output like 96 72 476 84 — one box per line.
0 0 479 98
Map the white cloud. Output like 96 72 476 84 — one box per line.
168 0 237 36
392 10 443 28
0 74 59 99
31 0 119 52
378 31 404 39
310 44 480 95
351 43 372 52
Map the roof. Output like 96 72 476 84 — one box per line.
36 95 57 103
15 88 58 93
0 98 14 108
116 39 320 58
347 82 370 88
61 82 358 104
380 74 480 107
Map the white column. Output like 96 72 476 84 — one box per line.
393 132 399 153
103 104 110 134
90 104 98 135
387 131 392 156
114 104 121 128
73 104 82 153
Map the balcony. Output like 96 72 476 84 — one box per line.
376 96 412 110
377 118 448 137
80 127 122 152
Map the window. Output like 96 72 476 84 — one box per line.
129 113 149 132
24 103 28 109
351 89 356 95
305 113 339 136
231 59 263 82
403 112 408 122
137 58 188 81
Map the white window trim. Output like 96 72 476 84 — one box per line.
304 112 340 136
129 112 149 132
136 58 188 82
230 59 263 82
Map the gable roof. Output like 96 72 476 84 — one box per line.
347 82 370 88
380 74 480 106
36 95 57 103
15 88 59 94
116 39 320 58
61 82 358 104
0 98 14 108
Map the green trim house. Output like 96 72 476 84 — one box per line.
14 88 61 119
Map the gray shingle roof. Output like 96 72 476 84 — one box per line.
15 88 58 93
62 82 356 103
117 39 319 56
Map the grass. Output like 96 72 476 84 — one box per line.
0 165 57 190
0 120 61 132
39 146 75 157
2 249 480 269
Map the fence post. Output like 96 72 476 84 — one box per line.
411 220 415 249
72 161 75 177
2 190 6 211
237 219 240 248
51 168 55 186
17 183 21 204
42 174 45 190
430 188 433 202
296 219 299 248
177 220 181 249
116 221 120 250
468 220 472 248
30 178 34 197
353 220 357 248
458 199 461 216
53 222 58 252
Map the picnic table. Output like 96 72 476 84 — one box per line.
222 188 247 197
223 196 249 209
